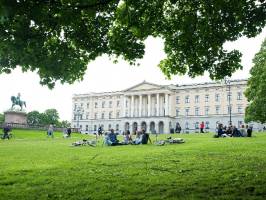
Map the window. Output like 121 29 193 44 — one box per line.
126 101 128 107
227 92 232 101
237 92 242 100
205 94 209 102
86 114 88 120
74 115 76 120
195 107 199 116
195 122 199 129
176 108 180 117
109 101 112 108
116 124 119 131
81 103 83 107
87 103 89 108
108 124 112 130
117 101 120 107
176 96 180 104
74 103 77 111
94 113 98 119
85 125 88 131
195 95 199 103
102 101 105 108
94 125 97 131
185 122 189 129
238 106 243 113
185 108 189 116
205 106 209 116
95 102 98 108
215 106 220 115
116 112 120 118
80 114 83 120
206 121 210 129
215 94 220 102
185 96 190 103
101 112 105 119
109 111 112 119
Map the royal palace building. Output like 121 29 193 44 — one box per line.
71 79 262 133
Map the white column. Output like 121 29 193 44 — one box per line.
131 95 134 117
165 94 169 116
148 94 151 117
123 95 127 117
168 94 172 117
156 93 160 116
139 95 142 117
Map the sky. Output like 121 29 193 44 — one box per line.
0 28 265 121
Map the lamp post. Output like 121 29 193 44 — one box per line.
75 106 84 132
224 77 232 125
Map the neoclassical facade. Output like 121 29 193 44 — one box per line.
72 79 262 133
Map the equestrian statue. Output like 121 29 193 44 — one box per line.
11 93 26 111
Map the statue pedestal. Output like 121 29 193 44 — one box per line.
4 110 27 124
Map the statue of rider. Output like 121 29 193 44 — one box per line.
17 93 21 103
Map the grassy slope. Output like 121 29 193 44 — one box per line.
0 130 266 200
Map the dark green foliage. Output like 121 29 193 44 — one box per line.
27 109 60 126
0 1 265 88
0 113 4 124
245 38 266 123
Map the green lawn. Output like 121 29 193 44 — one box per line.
1 130 266 200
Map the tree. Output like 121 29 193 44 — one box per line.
58 120 71 128
27 110 43 126
245 38 266 124
0 1 265 88
43 109 60 125
0 113 4 125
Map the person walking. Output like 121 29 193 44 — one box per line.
200 122 205 133
47 124 54 138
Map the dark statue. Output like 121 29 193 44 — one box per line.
11 93 26 111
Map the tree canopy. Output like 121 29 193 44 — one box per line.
0 0 265 88
245 37 266 124
27 109 62 126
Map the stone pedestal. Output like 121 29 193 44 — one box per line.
4 111 27 124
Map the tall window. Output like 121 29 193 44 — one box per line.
205 94 209 102
215 106 220 115
101 112 105 119
215 94 220 102
116 112 120 118
195 122 199 129
185 122 189 129
205 106 209 115
87 103 89 108
108 124 112 130
102 101 105 108
117 100 120 107
185 108 189 116
238 106 243 113
85 125 88 131
195 107 199 116
176 96 180 104
126 100 128 107
86 114 89 119
116 124 119 131
109 111 113 119
94 102 98 108
94 113 98 119
176 108 180 117
237 92 242 100
109 101 112 108
206 121 210 129
185 96 190 103
227 92 232 101
195 95 199 103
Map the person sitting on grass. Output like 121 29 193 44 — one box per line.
104 129 119 146
141 129 152 144
132 131 142 145
123 130 132 144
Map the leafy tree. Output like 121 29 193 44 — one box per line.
27 110 43 126
245 38 266 124
43 109 60 125
0 113 4 125
60 120 71 128
0 1 265 88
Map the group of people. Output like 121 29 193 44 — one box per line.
216 124 253 138
104 129 151 146
47 124 72 138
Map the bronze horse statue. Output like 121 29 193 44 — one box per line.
11 96 26 111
